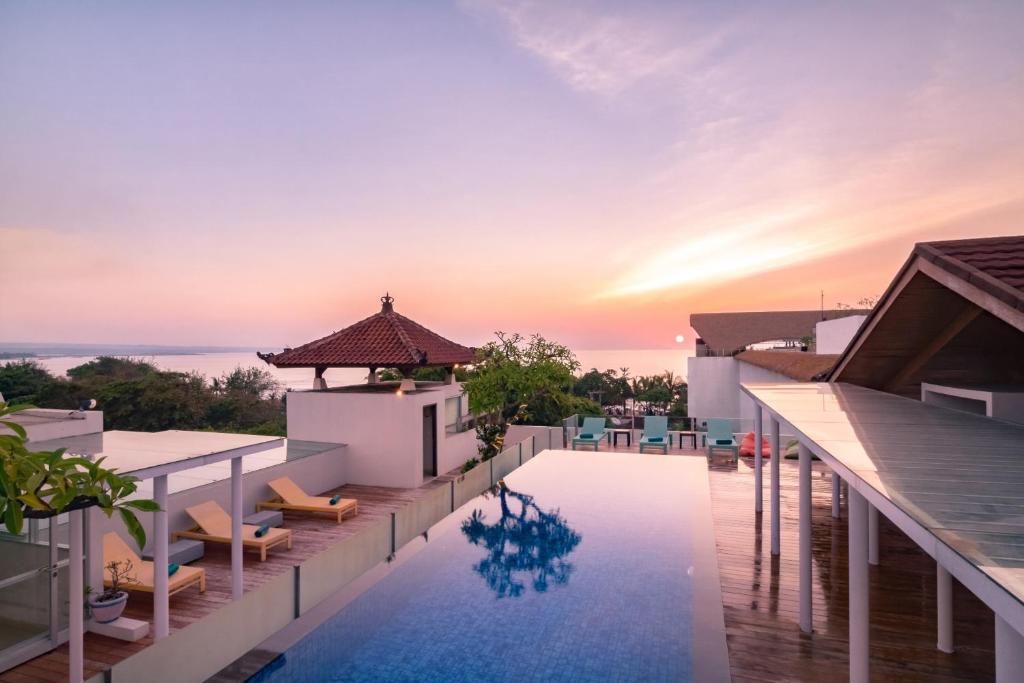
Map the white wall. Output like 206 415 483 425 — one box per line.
686 356 798 437
287 383 479 489
922 383 1024 425
815 315 866 354
686 357 740 423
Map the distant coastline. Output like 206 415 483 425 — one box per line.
0 342 261 359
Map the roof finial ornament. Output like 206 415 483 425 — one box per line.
381 292 394 313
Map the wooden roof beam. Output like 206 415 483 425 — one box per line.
883 303 981 393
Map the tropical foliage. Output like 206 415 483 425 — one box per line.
461 333 600 462
0 358 286 435
572 367 687 417
463 332 595 426
0 402 158 549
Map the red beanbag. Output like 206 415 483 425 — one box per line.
739 431 771 458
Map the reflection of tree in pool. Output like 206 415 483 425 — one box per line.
461 481 582 598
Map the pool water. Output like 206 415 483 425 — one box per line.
252 452 726 683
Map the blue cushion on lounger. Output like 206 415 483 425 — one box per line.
648 437 663 443
329 494 341 506
168 563 180 577
580 433 594 439
255 524 269 538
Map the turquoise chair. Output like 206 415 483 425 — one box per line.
639 416 672 454
704 419 738 462
572 417 608 451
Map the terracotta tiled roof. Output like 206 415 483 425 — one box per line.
736 350 840 381
259 296 475 369
690 310 869 356
916 235 1024 311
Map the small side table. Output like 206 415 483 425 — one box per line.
676 431 699 450
609 428 632 447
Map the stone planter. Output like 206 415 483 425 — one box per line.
89 591 128 624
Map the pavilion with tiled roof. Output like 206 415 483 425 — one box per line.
258 294 475 389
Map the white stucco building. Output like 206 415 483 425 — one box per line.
687 309 868 436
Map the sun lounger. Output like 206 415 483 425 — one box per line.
103 532 205 597
257 477 358 523
704 419 739 462
572 417 608 450
174 500 293 561
639 416 672 454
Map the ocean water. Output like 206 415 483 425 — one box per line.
10 349 693 392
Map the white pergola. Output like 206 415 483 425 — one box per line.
41 430 283 683
743 381 1024 683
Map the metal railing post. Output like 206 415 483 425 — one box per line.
389 512 396 556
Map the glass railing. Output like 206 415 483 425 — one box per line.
102 430 545 682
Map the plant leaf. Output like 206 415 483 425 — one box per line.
117 507 147 551
4 501 23 536
122 499 160 512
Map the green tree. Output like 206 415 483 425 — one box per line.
464 332 581 427
96 371 212 431
572 369 626 407
213 366 281 398
67 356 157 383
6 357 287 436
0 360 55 404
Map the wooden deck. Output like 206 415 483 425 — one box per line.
0 474 458 683
706 453 994 682
552 440 996 681
3 445 997 681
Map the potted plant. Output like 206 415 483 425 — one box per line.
88 559 136 623
0 401 158 550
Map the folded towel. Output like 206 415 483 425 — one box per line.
329 494 342 506
168 563 180 577
580 433 594 439
715 439 733 445
648 436 663 443
255 524 270 538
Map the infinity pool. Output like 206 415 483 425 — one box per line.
252 451 728 682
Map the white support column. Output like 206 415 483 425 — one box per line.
231 455 244 600
937 564 953 653
831 471 841 519
153 474 169 640
69 509 84 683
848 488 870 683
770 417 781 556
85 508 104 598
754 404 763 514
868 504 879 566
798 443 812 633
995 615 1024 683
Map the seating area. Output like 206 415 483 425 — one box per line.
3 477 454 682
638 415 671 454
257 477 359 523
103 533 206 599
703 419 738 462
570 417 609 450
174 501 296 562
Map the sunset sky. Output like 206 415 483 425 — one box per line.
2 1 1023 350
